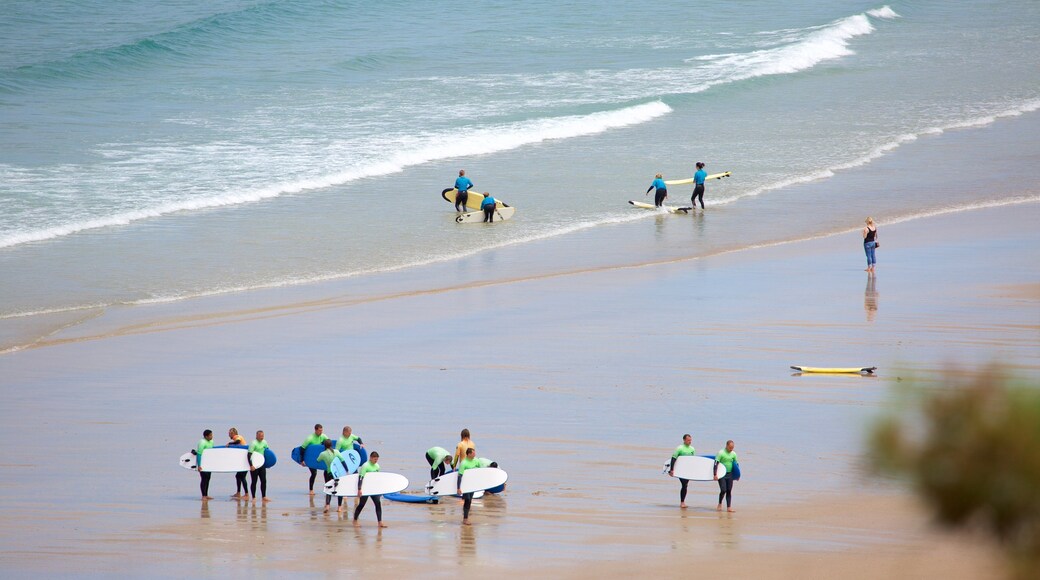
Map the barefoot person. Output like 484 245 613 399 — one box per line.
194 429 214 501
454 170 474 212
426 446 452 480
691 162 707 209
668 434 697 508
646 173 668 207
227 427 248 499
316 440 348 513
297 424 329 495
451 428 475 469
336 425 364 455
354 451 387 528
456 447 481 525
248 430 271 503
713 440 738 512
862 217 878 273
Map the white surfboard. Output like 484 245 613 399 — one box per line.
628 200 693 214
425 467 508 496
323 472 409 497
456 205 515 223
180 448 264 472
663 456 726 481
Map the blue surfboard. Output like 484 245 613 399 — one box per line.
330 450 362 478
700 454 740 480
384 492 439 504
224 444 277 469
291 440 367 470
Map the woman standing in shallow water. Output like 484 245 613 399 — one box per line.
862 217 878 273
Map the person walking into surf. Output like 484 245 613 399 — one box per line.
248 430 271 503
714 440 738 512
646 173 668 207
354 451 388 527
451 428 475 469
668 434 697 508
457 447 482 525
862 217 878 273
691 162 707 209
481 193 498 223
227 427 248 499
297 424 329 495
454 170 474 212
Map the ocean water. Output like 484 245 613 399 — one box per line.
1 0 1038 333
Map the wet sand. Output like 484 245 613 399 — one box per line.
1 198 1037 576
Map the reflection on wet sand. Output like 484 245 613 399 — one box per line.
864 273 878 322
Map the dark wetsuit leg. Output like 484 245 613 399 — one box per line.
679 478 689 503
692 184 705 208
654 189 667 207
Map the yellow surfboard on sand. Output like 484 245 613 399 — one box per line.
664 171 731 186
442 188 509 211
790 366 877 374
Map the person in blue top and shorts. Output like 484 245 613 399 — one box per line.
646 173 668 207
481 193 498 223
691 162 707 209
454 170 474 212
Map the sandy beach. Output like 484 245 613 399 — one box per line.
2 194 1037 576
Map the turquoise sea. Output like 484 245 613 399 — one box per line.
1 0 1038 337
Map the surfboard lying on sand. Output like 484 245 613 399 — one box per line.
791 366 877 374
426 467 508 496
384 492 439 504
442 188 510 211
664 171 731 186
628 200 693 214
179 448 265 472
662 456 726 481
456 205 515 223
324 472 409 497
180 445 278 469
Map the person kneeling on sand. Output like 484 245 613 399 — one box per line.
354 452 388 528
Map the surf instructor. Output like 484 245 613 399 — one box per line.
669 434 696 508
691 162 707 209
646 173 668 208
454 170 474 212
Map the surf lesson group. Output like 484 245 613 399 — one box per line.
186 425 742 525
441 160 727 223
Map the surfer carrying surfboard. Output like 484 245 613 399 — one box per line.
669 434 697 508
691 162 707 209
451 428 475 469
248 430 271 503
646 173 668 207
481 193 499 223
457 447 481 525
337 426 364 454
194 429 214 501
714 440 738 513
316 440 348 513
298 424 330 496
354 451 388 528
426 446 452 480
227 427 248 499
454 170 474 212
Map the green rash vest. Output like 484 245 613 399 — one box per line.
196 438 213 466
248 439 269 455
300 433 329 450
427 447 450 466
672 444 696 458
476 458 493 469
358 461 380 477
457 457 481 475
316 449 344 474
336 435 361 452
715 449 738 472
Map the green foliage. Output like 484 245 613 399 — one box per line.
868 367 1040 578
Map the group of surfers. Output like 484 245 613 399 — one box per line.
452 170 502 223
668 435 740 512
192 425 496 527
646 161 710 209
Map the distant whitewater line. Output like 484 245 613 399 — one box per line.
0 101 671 249
712 98 1040 206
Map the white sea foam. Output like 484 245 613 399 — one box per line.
867 6 901 20
0 101 672 249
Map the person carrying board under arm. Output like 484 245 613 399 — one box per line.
646 173 668 207
248 430 271 503
337 425 364 454
316 440 347 513
714 440 738 512
194 429 214 501
298 424 329 496
454 170 474 212
452 428 475 469
227 427 248 499
457 447 481 525
691 162 707 209
354 451 387 528
669 434 697 508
